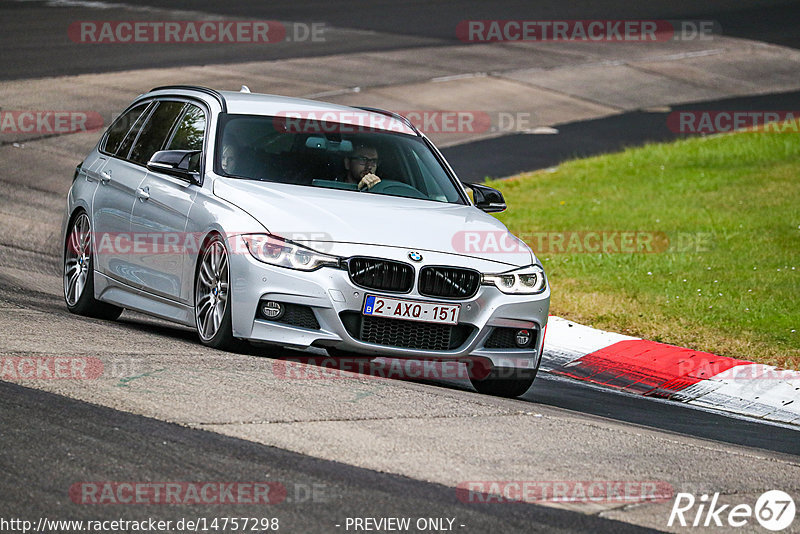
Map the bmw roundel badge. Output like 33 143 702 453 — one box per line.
408 251 423 262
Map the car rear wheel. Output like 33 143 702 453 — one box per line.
470 367 537 398
63 211 123 320
195 235 242 351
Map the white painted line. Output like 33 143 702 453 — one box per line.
524 126 559 135
431 72 488 83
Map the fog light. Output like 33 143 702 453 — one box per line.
261 301 284 320
515 329 531 347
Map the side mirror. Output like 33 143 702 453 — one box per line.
147 150 202 184
464 182 507 213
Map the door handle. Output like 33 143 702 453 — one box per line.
136 186 150 201
100 170 112 184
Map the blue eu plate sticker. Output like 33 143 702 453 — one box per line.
363 295 375 315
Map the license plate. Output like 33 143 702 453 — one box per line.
362 295 460 325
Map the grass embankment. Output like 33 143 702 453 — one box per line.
489 127 799 368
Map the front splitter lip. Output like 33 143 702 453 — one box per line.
247 316 544 371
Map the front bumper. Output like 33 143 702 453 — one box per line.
229 242 550 371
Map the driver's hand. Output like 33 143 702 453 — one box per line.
358 173 381 191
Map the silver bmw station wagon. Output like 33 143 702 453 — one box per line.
62 85 549 397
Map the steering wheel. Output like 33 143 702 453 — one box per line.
364 179 427 199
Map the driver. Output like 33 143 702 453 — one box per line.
341 143 381 190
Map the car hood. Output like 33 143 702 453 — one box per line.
214 178 533 268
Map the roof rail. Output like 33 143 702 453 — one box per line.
355 106 420 135
148 85 227 112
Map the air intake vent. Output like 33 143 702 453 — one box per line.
257 301 320 330
347 257 414 293
418 266 480 299
484 327 537 349
339 312 474 351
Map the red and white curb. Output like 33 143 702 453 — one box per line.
542 317 800 426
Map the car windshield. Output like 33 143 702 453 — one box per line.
215 113 465 204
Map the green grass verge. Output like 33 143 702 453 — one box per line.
488 127 800 368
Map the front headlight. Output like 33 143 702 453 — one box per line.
241 234 341 271
482 265 547 294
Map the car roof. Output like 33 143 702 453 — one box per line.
144 85 418 136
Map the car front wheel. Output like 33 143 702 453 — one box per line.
470 367 537 398
195 234 242 351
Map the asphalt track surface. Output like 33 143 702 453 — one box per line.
443 89 800 181
2 1 800 533
0 381 659 534
2 0 799 80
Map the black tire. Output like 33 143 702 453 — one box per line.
194 234 244 351
63 210 123 320
470 367 537 398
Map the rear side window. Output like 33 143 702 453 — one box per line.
165 104 206 173
116 104 154 159
167 104 206 151
129 101 186 165
102 103 149 155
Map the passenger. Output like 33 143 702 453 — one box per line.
220 144 239 175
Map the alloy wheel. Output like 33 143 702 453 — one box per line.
64 213 91 306
195 239 230 341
